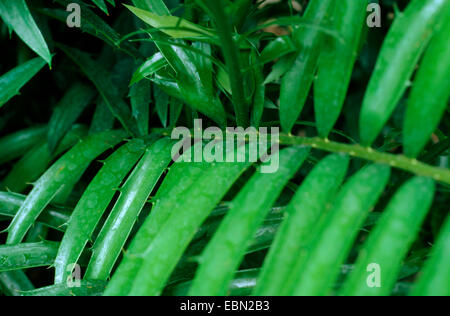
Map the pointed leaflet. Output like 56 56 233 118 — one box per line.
0 0 52 64
0 241 59 272
341 177 435 296
85 138 174 280
314 1 367 138
130 80 151 135
6 130 127 245
53 139 146 284
292 164 390 296
279 0 335 133
0 57 46 108
403 9 450 158
91 0 109 15
359 0 449 146
254 154 349 296
0 192 70 232
188 147 309 296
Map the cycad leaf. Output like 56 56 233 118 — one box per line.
403 9 450 158
85 138 174 281
359 0 449 146
0 0 52 64
292 164 391 296
106 144 254 296
341 177 435 296
5 130 127 245
0 241 59 272
0 57 46 108
0 192 70 232
254 154 349 296
188 147 310 296
53 139 146 284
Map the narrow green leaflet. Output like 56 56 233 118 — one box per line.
403 9 450 158
314 0 367 138
189 147 309 296
359 0 449 146
105 157 208 295
292 164 391 296
0 241 59 272
0 0 52 64
341 177 435 296
279 0 335 133
411 215 450 296
0 192 71 232
254 154 349 296
6 130 127 245
54 139 146 284
85 138 174 280
106 144 254 296
57 44 139 136
0 57 46 108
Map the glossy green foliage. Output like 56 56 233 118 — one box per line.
359 0 449 145
6 130 126 244
341 177 435 296
53 139 147 284
403 9 450 157
0 0 52 64
189 147 309 295
314 0 367 138
0 241 59 272
292 164 391 295
3 126 87 192
411 215 450 296
0 57 47 108
254 154 349 296
0 0 449 297
86 138 173 280
280 0 335 133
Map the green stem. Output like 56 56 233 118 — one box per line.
278 135 450 185
153 128 450 185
